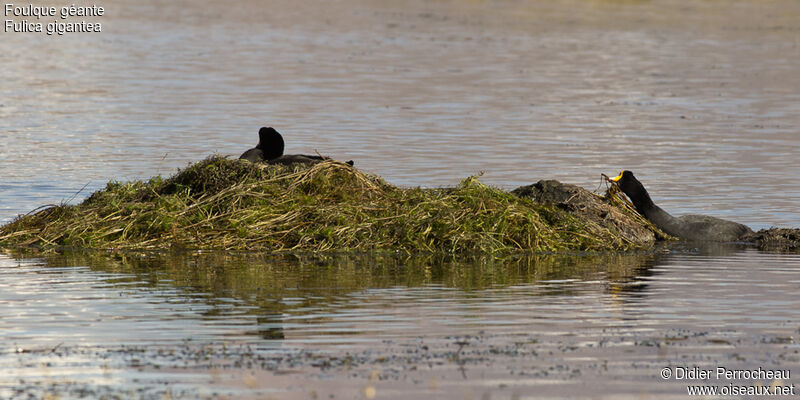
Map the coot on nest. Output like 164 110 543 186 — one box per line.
239 127 351 165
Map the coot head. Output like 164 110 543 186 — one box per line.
257 127 285 160
607 170 654 215
608 170 639 193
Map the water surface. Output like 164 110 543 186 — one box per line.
1 248 798 398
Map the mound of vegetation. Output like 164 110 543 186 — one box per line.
742 228 800 253
0 156 663 253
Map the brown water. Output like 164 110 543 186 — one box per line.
2 0 800 398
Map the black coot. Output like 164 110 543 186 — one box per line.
608 170 752 241
239 127 353 166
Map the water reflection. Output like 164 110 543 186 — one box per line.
0 247 690 344
2 246 798 398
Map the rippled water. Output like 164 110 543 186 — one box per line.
1 248 799 398
2 0 800 398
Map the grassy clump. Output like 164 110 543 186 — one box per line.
603 183 673 241
0 156 656 253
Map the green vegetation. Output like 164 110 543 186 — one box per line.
0 156 661 253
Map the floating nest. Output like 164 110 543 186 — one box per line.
0 156 666 253
741 228 800 253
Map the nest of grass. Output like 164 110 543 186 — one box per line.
0 156 662 253
603 183 673 241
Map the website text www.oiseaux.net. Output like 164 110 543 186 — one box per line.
660 366 795 397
